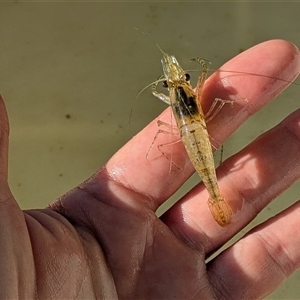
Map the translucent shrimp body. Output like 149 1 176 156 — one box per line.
153 53 232 226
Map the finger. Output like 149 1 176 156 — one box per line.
203 39 300 144
162 108 300 254
0 95 9 180
84 40 300 211
0 96 34 298
207 200 300 299
0 94 23 218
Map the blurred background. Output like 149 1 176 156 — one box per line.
1 2 300 298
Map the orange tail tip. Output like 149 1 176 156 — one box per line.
208 196 233 227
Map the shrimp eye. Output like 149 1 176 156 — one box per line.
162 80 168 88
185 73 191 81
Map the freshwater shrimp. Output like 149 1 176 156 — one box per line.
151 47 232 226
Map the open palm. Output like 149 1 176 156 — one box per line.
1 39 300 299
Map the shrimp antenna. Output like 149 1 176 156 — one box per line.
129 76 166 124
134 27 168 56
129 28 168 124
210 68 300 87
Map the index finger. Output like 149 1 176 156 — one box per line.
93 39 300 211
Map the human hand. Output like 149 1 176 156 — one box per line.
1 39 300 299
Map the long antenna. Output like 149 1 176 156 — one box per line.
134 27 167 56
129 28 168 124
129 77 167 124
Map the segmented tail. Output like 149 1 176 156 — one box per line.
208 196 232 227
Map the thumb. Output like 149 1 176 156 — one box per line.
0 95 9 180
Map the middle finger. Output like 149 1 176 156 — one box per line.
162 106 300 255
